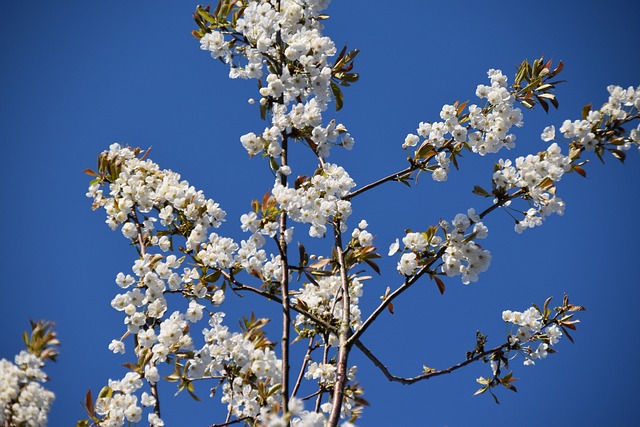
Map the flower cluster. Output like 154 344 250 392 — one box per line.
258 397 357 427
402 69 523 181
85 143 290 425
272 163 356 237
558 84 640 152
87 143 227 252
492 142 571 232
0 351 55 427
439 210 491 284
390 209 490 285
197 0 354 160
502 307 563 366
292 275 363 341
196 313 283 420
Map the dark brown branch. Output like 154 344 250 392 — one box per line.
218 270 337 335
354 339 510 385
209 416 249 427
344 165 416 200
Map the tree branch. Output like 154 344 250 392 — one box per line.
354 339 510 385
343 164 416 200
291 337 314 398
327 220 352 426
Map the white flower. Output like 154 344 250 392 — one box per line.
388 239 400 256
403 133 420 149
108 339 125 354
121 222 137 239
541 125 555 142
397 253 418 275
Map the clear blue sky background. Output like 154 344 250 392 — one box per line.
2 1 639 426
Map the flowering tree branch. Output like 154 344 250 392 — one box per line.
76 1 639 426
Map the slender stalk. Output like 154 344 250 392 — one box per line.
315 335 330 412
327 221 351 426
291 338 314 398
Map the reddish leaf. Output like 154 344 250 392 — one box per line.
387 302 394 315
433 276 445 295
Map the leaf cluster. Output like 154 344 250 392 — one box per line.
513 56 564 112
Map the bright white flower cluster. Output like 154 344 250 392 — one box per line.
390 209 490 284
259 397 357 427
272 163 356 237
94 373 146 426
292 275 363 340
493 142 571 233
87 143 227 252
403 69 523 181
601 85 640 122
200 313 282 419
502 307 563 366
467 69 523 155
557 84 640 151
440 210 491 284
0 351 55 427
198 0 354 158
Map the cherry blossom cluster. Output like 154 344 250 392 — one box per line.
502 307 563 366
0 351 55 427
292 275 363 341
439 210 491 284
99 249 285 425
198 0 354 160
272 162 356 237
555 84 640 152
402 69 523 181
198 313 283 420
390 209 490 285
86 143 227 253
492 142 571 233
258 397 356 427
86 144 291 425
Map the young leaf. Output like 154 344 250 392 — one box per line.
472 185 491 197
433 275 445 295
330 81 344 111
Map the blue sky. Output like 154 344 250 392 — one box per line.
2 1 639 426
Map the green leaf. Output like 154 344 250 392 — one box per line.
98 385 113 399
472 185 491 197
269 157 280 171
330 81 344 111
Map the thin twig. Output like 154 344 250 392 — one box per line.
209 417 249 427
344 165 416 200
354 339 510 385
291 338 315 398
